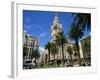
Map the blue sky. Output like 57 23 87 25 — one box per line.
23 10 90 49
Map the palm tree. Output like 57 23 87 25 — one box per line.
82 38 91 65
83 40 90 56
50 42 58 66
67 46 73 66
45 42 52 65
55 31 67 65
69 24 84 66
73 13 91 31
72 45 79 57
31 49 40 67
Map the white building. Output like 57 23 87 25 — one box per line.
23 31 39 60
40 14 90 66
46 14 87 65
50 14 71 63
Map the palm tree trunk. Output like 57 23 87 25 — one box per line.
48 50 50 65
75 39 81 66
70 55 73 66
53 54 55 66
54 54 55 61
35 57 36 67
61 41 64 66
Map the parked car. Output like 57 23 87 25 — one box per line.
23 59 33 69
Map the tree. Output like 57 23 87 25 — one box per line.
82 37 91 58
31 49 40 67
67 46 73 66
50 42 58 66
73 13 91 31
82 37 91 66
55 31 67 65
72 45 79 57
45 42 52 65
69 24 84 66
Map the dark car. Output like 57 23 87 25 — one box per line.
23 59 33 69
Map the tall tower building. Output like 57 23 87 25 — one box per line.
50 14 63 61
50 14 70 62
51 14 62 41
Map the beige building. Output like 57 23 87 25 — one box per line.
51 15 62 42
48 15 72 63
41 15 90 66
23 31 39 60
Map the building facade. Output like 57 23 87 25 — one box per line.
44 14 90 66
49 15 72 65
23 31 39 69
51 15 62 41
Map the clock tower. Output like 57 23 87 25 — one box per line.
51 14 62 41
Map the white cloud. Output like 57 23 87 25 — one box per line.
39 47 45 54
24 24 32 30
37 25 42 30
28 25 31 29
33 24 42 30
26 17 30 22
39 47 45 51
24 30 27 33
39 32 47 37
